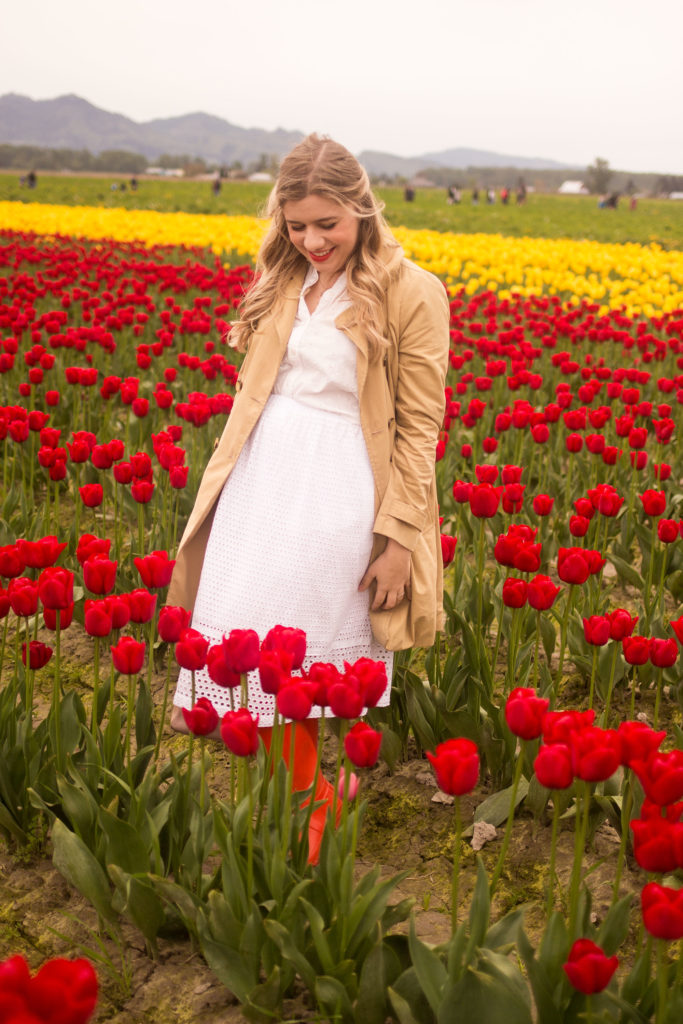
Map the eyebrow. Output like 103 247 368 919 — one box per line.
285 216 338 225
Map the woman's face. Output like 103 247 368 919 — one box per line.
283 194 360 282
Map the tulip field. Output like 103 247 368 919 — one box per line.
0 191 683 1023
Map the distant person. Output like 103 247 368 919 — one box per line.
486 187 495 204
471 187 479 204
212 175 222 196
404 186 415 202
119 182 127 192
630 196 637 211
500 187 509 205
26 170 37 189
447 185 461 205
130 177 138 191
516 179 527 204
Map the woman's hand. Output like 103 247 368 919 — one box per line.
358 538 411 611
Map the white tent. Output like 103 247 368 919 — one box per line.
558 180 589 195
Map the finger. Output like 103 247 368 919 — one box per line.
371 587 387 611
358 570 373 592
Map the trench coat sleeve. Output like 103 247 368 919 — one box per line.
373 266 450 551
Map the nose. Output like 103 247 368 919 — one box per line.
303 226 326 252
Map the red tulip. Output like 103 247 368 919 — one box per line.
542 709 595 745
222 628 261 674
468 482 500 518
261 625 306 670
328 672 365 719
344 721 382 768
8 577 39 617
502 577 527 608
583 615 611 646
532 494 554 516
563 939 618 994
125 588 157 624
277 676 314 720
527 574 560 610
79 483 103 508
182 697 219 736
505 687 549 740
655 518 678 544
427 737 479 796
131 480 155 503
258 648 292 695
649 637 678 668
206 644 241 688
570 726 621 782
534 742 573 789
43 604 75 630
110 635 146 675
84 598 114 638
106 594 131 631
175 628 209 671
440 533 457 567
37 566 73 610
622 635 650 665
672 616 683 646
16 535 66 569
220 708 260 757
630 817 683 873
347 657 389 708
306 661 341 708
157 604 191 643
569 514 590 538
618 721 666 767
21 640 53 670
76 534 111 565
641 883 683 940
608 608 638 640
0 543 25 579
83 555 117 595
640 489 666 517
0 953 98 1024
631 749 683 806
557 547 591 585
134 550 175 589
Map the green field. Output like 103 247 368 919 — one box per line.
2 172 683 248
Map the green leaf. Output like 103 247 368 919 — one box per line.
98 807 152 874
597 893 633 955
355 941 402 1024
108 866 165 947
51 819 115 922
539 614 557 662
466 858 491 955
263 918 317 992
315 975 354 1023
609 555 645 589
470 777 529 830
387 985 423 1024
407 917 447 1016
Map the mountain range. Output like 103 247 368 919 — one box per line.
0 93 576 175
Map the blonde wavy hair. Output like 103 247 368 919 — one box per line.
229 134 399 359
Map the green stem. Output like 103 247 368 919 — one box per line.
601 643 619 727
612 775 633 901
653 667 664 730
91 636 100 733
53 618 63 773
154 648 173 763
568 781 591 939
546 794 561 919
490 745 524 894
656 940 667 1024
588 645 598 711
554 585 574 704
281 721 297 860
451 796 462 933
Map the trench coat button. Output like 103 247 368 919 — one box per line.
235 379 243 392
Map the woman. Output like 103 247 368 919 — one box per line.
167 134 449 857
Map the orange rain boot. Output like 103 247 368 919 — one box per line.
259 718 339 865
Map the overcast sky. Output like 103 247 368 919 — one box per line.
4 0 681 174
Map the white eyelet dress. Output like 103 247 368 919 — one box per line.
173 266 393 725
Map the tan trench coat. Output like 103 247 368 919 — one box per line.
166 243 450 650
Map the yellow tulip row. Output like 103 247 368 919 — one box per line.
2 201 682 316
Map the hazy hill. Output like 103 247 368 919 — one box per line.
0 93 577 175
